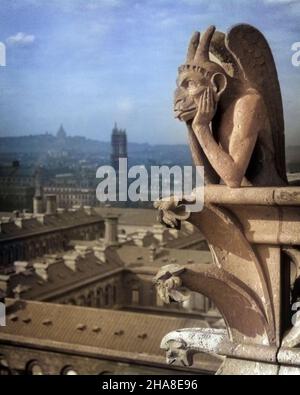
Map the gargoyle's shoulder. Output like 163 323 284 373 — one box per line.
236 89 264 109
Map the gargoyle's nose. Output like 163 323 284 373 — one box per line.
174 97 184 110
174 87 185 103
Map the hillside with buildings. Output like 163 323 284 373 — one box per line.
0 125 192 168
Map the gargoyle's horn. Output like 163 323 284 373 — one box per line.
195 25 216 62
186 31 200 63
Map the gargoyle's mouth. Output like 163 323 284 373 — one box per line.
174 108 196 121
167 358 176 366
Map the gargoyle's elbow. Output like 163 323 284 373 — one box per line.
222 174 242 188
223 169 243 188
226 179 242 188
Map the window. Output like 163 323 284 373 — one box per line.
132 289 140 305
61 366 78 375
26 360 44 375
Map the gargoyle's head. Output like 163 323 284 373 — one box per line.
174 26 227 122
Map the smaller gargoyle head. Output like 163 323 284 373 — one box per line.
174 26 227 123
153 265 190 305
165 339 194 367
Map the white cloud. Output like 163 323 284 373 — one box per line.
6 32 35 46
116 97 135 114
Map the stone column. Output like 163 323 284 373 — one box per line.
45 195 57 215
155 186 300 375
33 196 43 214
104 215 119 247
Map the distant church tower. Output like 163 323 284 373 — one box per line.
56 124 67 141
111 123 127 169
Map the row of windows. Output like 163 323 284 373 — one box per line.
0 177 34 185
57 195 96 201
62 284 118 308
45 188 94 193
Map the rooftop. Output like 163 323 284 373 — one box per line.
2 247 123 301
117 245 212 270
95 207 157 227
0 207 103 241
0 298 219 371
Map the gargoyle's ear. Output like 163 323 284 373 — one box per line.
211 72 227 99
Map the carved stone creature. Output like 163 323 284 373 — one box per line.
155 24 300 375
153 265 190 304
174 24 287 187
164 339 194 367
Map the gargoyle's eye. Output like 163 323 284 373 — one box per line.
187 80 197 89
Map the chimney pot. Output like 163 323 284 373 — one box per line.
104 215 119 247
14 218 24 229
45 195 57 215
84 206 93 216
149 245 157 263
0 275 10 293
33 262 49 281
93 245 107 264
63 253 80 271
14 261 30 274
74 245 92 258
33 196 44 214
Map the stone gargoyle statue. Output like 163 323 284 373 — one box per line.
154 24 300 375
174 24 287 188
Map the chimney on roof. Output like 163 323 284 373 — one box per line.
44 255 62 265
14 261 30 274
12 284 29 300
23 212 33 219
104 215 119 247
153 224 165 244
74 245 92 258
93 245 107 264
33 262 49 281
14 218 24 229
149 245 157 263
72 204 82 211
0 275 10 294
35 214 46 225
12 210 20 218
169 228 179 239
63 252 80 272
84 206 93 216
45 195 57 215
133 231 148 247
33 196 44 215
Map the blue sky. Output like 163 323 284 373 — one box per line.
0 0 299 144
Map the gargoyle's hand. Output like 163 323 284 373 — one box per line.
192 87 216 130
154 195 180 213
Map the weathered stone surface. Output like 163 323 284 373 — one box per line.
174 24 287 188
155 23 300 375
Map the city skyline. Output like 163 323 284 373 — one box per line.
0 0 299 144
